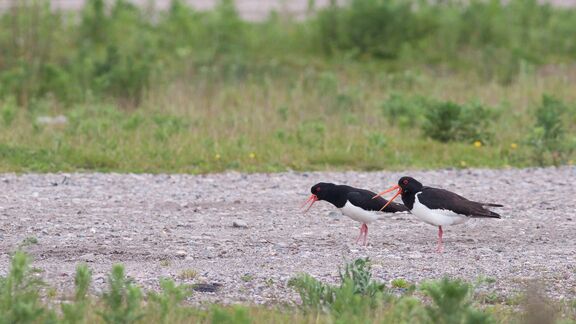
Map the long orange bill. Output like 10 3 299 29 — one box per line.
301 194 318 213
372 185 402 211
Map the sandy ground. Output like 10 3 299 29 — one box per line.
0 167 575 304
1 0 575 20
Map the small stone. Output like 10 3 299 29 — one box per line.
233 220 248 228
80 253 95 262
175 250 187 258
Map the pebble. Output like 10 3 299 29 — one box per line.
233 220 248 228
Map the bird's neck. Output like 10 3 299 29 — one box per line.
401 191 416 210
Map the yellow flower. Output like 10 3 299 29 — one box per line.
473 141 482 148
510 143 518 149
214 154 221 160
249 152 256 159
460 161 467 167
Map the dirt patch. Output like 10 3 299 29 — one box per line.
0 167 575 304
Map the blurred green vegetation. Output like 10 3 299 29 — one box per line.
0 0 575 173
2 252 575 323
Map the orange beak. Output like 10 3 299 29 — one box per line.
373 185 402 211
301 194 318 213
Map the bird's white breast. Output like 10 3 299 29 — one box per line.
411 193 469 226
340 201 380 224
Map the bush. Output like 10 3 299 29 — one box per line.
61 264 92 324
0 252 51 324
421 277 494 324
528 95 574 166
422 100 494 143
99 264 143 324
315 0 434 58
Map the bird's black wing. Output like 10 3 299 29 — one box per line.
418 187 501 218
346 190 408 213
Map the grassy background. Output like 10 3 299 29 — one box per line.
0 0 575 173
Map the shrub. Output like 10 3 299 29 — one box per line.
421 277 494 324
422 100 494 143
528 95 574 166
0 252 50 324
61 264 92 324
99 264 143 324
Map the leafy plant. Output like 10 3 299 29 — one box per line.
61 264 92 323
421 277 494 324
528 95 574 166
422 100 494 143
147 278 191 323
99 264 143 324
0 252 50 324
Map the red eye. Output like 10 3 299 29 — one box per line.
403 179 409 185
316 187 321 192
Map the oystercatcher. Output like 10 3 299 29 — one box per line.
302 182 408 245
374 176 502 252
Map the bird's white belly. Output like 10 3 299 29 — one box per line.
340 201 380 224
411 194 468 226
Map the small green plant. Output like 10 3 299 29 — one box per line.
19 236 39 248
178 269 198 280
99 264 143 324
421 277 494 324
240 274 254 282
391 278 410 289
338 258 385 297
528 95 574 166
0 252 49 324
147 278 191 323
422 100 494 143
289 258 387 314
61 264 92 323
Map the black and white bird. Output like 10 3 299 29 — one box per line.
302 182 408 245
374 176 502 252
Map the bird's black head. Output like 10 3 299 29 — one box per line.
310 182 338 201
397 176 423 195
302 182 346 212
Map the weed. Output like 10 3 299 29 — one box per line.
240 274 254 282
529 95 574 166
178 269 198 280
61 264 92 323
391 278 410 289
421 277 494 324
0 252 50 323
423 100 494 143
147 278 191 323
19 236 39 248
99 264 143 324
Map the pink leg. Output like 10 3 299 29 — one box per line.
362 224 368 246
356 225 363 244
436 226 444 253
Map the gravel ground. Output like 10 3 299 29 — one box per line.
0 167 575 304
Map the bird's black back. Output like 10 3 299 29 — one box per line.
416 187 501 218
338 185 408 213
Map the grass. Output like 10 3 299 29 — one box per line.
0 71 575 174
1 253 574 323
0 0 575 173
